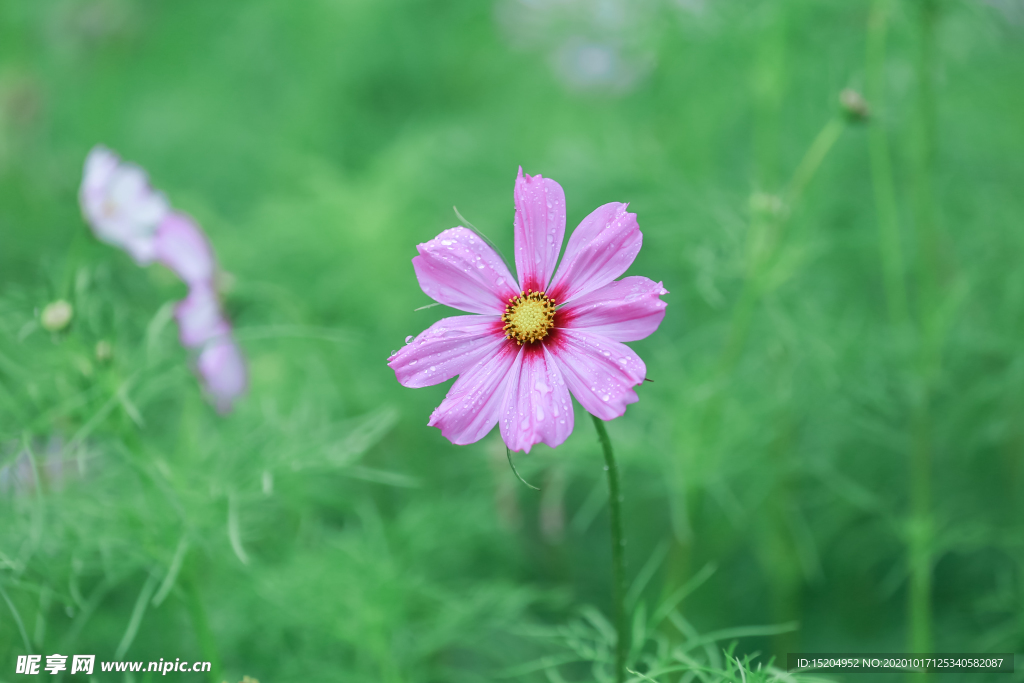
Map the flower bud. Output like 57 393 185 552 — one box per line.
840 88 870 122
41 300 73 332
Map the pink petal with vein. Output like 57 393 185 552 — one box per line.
499 345 574 453
428 340 519 445
513 167 566 292
197 336 248 414
413 227 518 314
559 276 668 342
549 329 646 420
548 202 641 305
389 315 505 388
154 212 216 286
174 284 230 348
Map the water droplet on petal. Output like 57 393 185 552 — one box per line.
405 335 414 343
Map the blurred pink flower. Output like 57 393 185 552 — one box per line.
79 146 169 264
174 283 231 348
389 168 667 452
197 336 248 414
78 146 247 414
154 211 216 285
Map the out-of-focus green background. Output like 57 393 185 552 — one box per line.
2 0 1024 681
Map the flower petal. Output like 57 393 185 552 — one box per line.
81 146 119 198
549 329 646 421
559 276 668 342
174 284 230 348
154 212 217 286
428 339 519 445
548 202 641 305
513 167 566 293
196 336 247 414
388 315 505 388
413 227 518 314
79 146 168 265
499 344 574 453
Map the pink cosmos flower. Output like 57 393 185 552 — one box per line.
196 336 248 414
78 146 247 414
388 168 667 453
153 211 217 285
79 146 169 264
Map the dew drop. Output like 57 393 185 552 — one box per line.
405 335 414 344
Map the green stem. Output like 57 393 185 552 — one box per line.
908 400 932 656
907 0 940 660
785 117 845 208
593 415 628 683
185 575 222 683
867 0 937 664
866 0 909 326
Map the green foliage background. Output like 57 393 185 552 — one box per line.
1 0 1023 681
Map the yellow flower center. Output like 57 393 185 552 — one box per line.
502 290 556 345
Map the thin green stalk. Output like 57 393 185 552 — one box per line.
866 0 909 325
908 401 933 655
593 415 628 683
907 0 941 659
784 117 845 208
912 0 942 303
866 0 938 662
184 570 222 683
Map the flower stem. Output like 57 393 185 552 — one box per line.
866 0 909 326
907 0 941 661
593 414 628 683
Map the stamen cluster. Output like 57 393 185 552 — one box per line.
502 290 556 345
